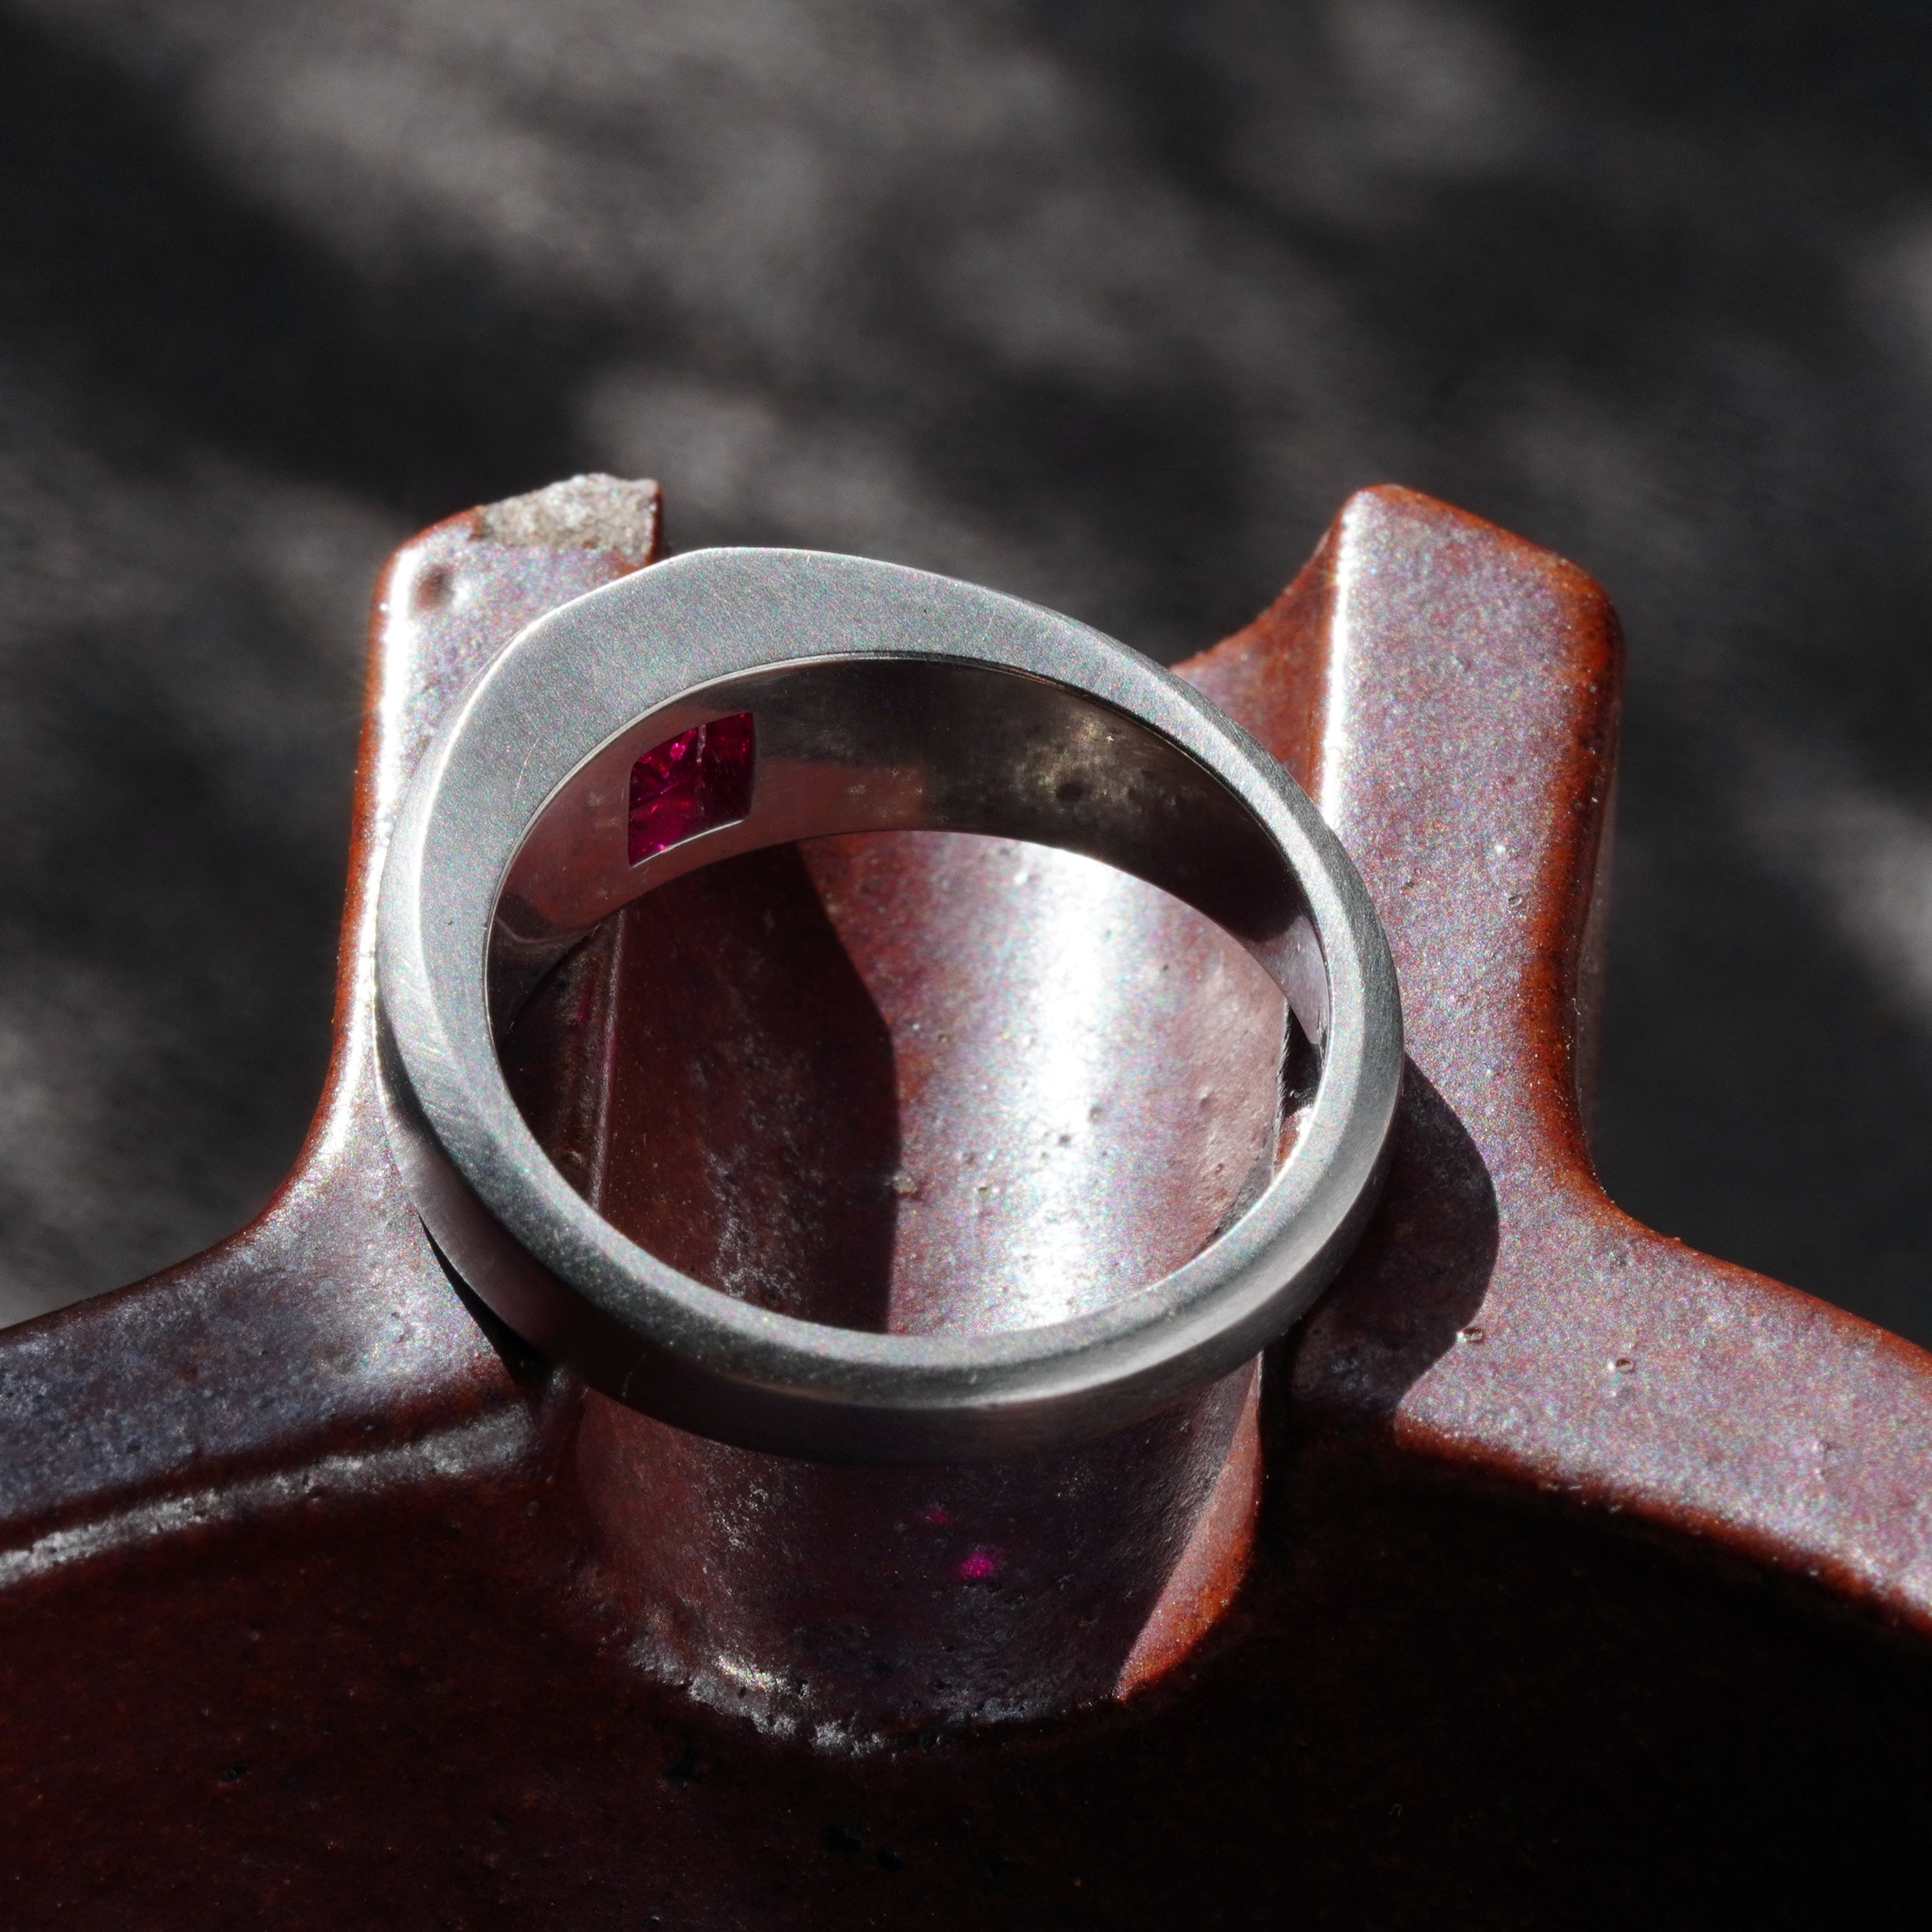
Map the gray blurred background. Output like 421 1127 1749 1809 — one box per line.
2 0 1929 1337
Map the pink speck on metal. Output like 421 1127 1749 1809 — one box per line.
627 712 756 866
958 1547 1004 1581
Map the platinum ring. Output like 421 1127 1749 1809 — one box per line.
375 548 1403 1462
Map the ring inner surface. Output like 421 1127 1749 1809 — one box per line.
489 657 1327 1340
491 656 1318 1037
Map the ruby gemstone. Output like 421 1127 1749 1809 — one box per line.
626 712 756 866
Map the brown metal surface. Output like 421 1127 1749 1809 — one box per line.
503 800 1283 1736
3 479 1932 1923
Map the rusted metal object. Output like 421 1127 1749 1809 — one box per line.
3 477 1931 1923
505 754 1283 1735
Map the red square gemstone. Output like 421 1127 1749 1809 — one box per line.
627 712 756 866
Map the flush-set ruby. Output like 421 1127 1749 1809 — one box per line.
627 712 756 865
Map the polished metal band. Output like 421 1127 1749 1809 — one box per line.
375 549 1402 1462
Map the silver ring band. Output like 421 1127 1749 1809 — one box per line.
375 549 1402 1461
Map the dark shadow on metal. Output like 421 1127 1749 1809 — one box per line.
1282 1063 1498 1419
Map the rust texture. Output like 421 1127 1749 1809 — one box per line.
2 478 1931 1923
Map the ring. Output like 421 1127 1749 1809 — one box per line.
375 549 1402 1462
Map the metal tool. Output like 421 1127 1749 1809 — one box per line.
4 478 1930 1922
